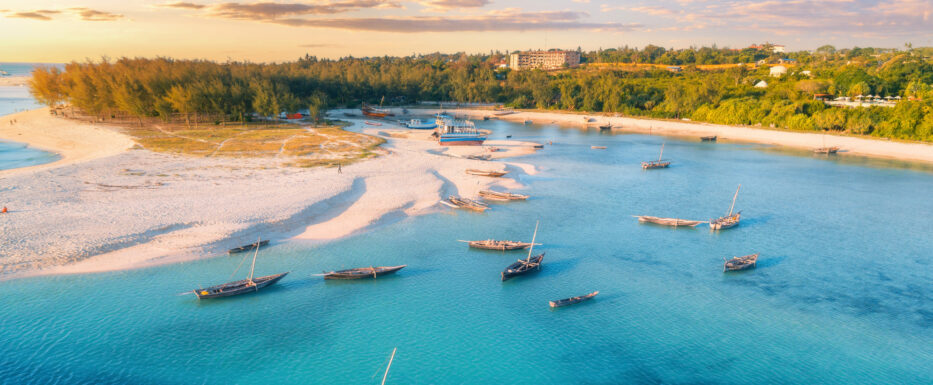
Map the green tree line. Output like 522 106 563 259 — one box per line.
28 46 933 141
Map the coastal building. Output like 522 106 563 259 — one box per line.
754 80 768 88
508 50 581 70
770 65 787 77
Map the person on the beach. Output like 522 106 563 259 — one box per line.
338 163 342 174
1 207 7 214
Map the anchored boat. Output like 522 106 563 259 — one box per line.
549 291 599 308
460 239 537 250
701 135 717 142
710 185 742 230
642 142 671 169
194 238 288 299
323 265 407 279
228 239 269 254
633 215 705 227
724 253 759 272
501 222 544 281
403 119 436 129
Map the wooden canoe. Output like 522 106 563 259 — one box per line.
701 135 717 141
591 145 607 149
641 160 671 169
462 239 535 250
194 272 288 299
228 239 270 254
445 196 488 212
478 190 528 201
465 169 508 177
633 215 705 227
549 291 599 308
323 265 406 280
724 253 759 272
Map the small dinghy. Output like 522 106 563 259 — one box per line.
501 222 544 281
460 239 536 250
465 169 508 177
478 190 528 201
700 135 717 142
194 238 288 299
549 291 599 308
444 196 488 212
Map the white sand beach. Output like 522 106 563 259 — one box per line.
438 108 933 164
0 108 538 278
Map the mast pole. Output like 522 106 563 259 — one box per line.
658 142 664 162
248 236 260 282
381 347 397 385
527 221 539 261
728 185 741 216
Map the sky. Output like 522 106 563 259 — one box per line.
1 0 931 63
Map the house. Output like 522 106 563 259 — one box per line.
769 65 787 77
778 58 797 64
667 66 682 73
772 44 786 53
754 80 768 88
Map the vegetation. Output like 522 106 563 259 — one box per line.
29 44 933 142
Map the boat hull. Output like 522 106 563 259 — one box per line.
228 239 270 254
324 265 406 280
635 216 703 227
468 241 532 251
724 254 759 272
501 253 544 281
641 161 671 169
194 272 288 299
549 291 599 308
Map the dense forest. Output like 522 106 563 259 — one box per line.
29 45 933 141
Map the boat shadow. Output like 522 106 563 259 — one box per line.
536 258 580 279
740 214 773 227
753 254 786 269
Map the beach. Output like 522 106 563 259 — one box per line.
437 108 933 164
0 108 536 278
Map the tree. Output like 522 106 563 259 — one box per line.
164 85 194 128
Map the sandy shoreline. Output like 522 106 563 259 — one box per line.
0 108 538 279
434 108 933 164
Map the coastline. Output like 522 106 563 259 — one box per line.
0 108 537 279
437 108 933 164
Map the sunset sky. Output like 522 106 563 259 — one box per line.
1 0 932 63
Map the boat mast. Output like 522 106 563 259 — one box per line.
728 185 741 216
248 236 260 283
658 142 665 162
381 347 397 385
526 221 539 261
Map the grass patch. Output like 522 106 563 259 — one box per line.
120 121 383 166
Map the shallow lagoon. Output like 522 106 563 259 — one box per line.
2 119 932 384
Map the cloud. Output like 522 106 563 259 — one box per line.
7 11 54 21
270 9 643 32
209 1 401 20
69 8 124 21
159 2 208 9
417 0 490 10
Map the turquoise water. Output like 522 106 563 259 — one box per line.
2 120 933 384
0 63 61 171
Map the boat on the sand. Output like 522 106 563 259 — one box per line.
478 190 528 201
228 239 269 254
443 196 488 212
466 169 507 177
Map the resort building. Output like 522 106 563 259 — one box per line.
508 50 581 70
770 65 787 77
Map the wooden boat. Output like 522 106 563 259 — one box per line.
599 123 612 130
633 215 705 227
466 154 492 161
591 145 607 149
710 185 742 230
701 135 717 142
461 239 536 250
228 239 269 254
641 142 671 169
444 196 488 212
478 190 528 201
814 146 839 154
523 120 533 125
323 265 406 280
813 134 839 154
194 238 288 299
501 222 544 281
466 169 508 177
549 291 599 308
362 97 392 117
724 253 759 272
364 121 382 126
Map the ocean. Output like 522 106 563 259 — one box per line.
0 63 61 171
1 118 932 384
